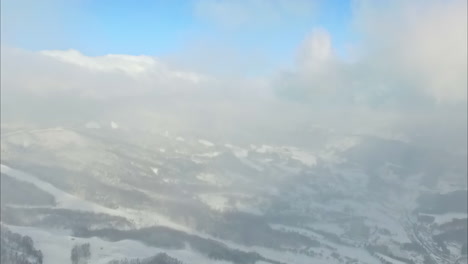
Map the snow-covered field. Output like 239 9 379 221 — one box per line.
0 164 189 231
420 213 468 225
4 225 228 264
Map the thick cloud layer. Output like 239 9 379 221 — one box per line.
1 0 466 150
277 0 467 106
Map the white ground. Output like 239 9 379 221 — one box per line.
0 164 188 231
4 225 228 264
198 139 215 147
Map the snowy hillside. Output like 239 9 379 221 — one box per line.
1 125 466 264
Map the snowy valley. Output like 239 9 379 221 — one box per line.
0 123 466 264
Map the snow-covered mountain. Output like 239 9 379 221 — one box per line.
1 124 466 264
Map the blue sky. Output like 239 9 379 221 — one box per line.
1 0 355 68
1 0 466 148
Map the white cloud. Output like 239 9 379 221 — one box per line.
41 49 206 83
1 47 208 100
298 28 333 66
0 0 466 151
0 46 289 143
353 0 467 103
275 28 349 99
268 0 467 152
276 0 467 106
41 50 158 76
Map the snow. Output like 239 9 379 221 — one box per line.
289 149 317 167
159 148 166 153
251 242 375 264
22 139 30 148
224 144 248 158
25 129 89 149
151 167 159 175
176 136 185 142
310 223 346 236
239 158 264 171
85 121 101 129
196 173 222 186
233 201 263 215
250 144 317 167
0 164 186 231
234 149 248 158
270 225 321 239
269 224 379 264
162 178 179 184
110 121 119 129
360 203 412 243
198 193 230 212
255 145 275 153
332 245 377 264
198 139 215 147
197 152 221 158
325 137 360 152
4 225 227 264
420 213 468 225
1 164 118 215
375 253 408 264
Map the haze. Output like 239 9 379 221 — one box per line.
1 1 467 264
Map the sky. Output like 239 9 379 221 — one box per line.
1 0 355 71
1 0 467 150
